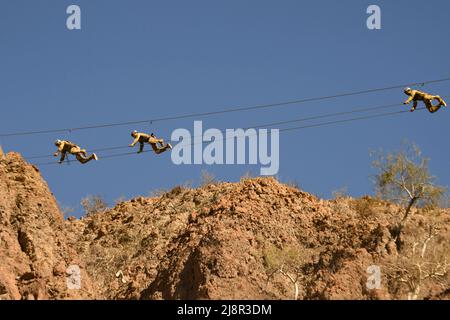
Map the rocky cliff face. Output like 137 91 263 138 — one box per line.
0 153 448 300
0 153 94 299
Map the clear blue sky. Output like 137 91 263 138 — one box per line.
1 0 449 217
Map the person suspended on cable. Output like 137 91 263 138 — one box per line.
129 130 172 154
403 88 447 113
54 140 98 164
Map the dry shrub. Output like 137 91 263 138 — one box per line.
81 195 108 216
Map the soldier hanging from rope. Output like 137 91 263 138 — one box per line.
54 140 98 164
129 130 172 154
403 88 447 113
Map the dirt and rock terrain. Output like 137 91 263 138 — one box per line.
0 152 448 300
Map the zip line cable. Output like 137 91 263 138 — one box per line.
253 94 449 130
2 76 450 138
25 99 404 160
23 94 449 161
24 100 403 160
31 107 426 166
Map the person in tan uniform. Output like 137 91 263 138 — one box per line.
403 88 447 113
129 130 172 154
54 140 98 164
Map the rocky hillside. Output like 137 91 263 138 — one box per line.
0 153 95 299
0 152 448 300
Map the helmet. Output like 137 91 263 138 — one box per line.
131 130 138 137
404 87 412 93
54 139 62 146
